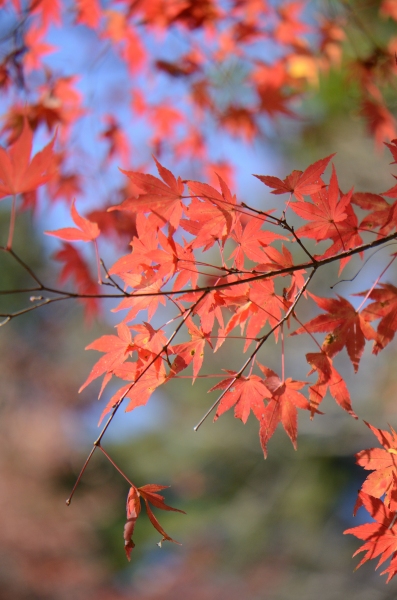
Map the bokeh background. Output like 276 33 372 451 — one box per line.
1 1 397 598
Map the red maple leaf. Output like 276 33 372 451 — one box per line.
117 157 185 230
0 118 56 199
254 154 334 202
168 318 212 383
355 421 397 510
181 174 238 250
290 165 352 241
314 200 363 274
74 0 102 28
45 198 100 242
261 243 306 289
124 484 185 560
344 491 397 583
79 322 135 394
229 216 285 269
112 274 167 323
30 0 62 28
99 363 167 425
291 293 377 372
247 279 284 342
306 351 357 418
257 364 312 457
217 278 284 351
109 213 160 276
180 288 226 335
23 26 57 73
359 283 397 354
210 371 271 424
352 192 395 238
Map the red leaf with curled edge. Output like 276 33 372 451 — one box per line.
358 283 397 355
116 157 185 229
344 491 397 583
124 486 141 560
291 293 377 372
0 117 56 199
355 421 397 510
78 322 135 394
123 483 185 559
306 351 357 418
45 198 100 241
210 371 271 424
254 154 335 202
352 192 395 238
257 364 314 458
138 484 186 514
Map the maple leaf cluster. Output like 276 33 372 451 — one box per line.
344 422 397 583
3 0 397 577
3 110 397 566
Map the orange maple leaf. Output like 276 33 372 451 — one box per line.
254 154 335 202
45 198 100 241
210 370 272 424
0 118 56 199
355 421 397 510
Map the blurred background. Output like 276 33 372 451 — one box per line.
1 1 397 598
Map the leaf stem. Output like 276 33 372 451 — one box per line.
97 444 135 487
281 323 285 383
94 239 103 285
6 194 16 250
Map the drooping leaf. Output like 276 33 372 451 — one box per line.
257 364 313 457
355 421 397 509
123 482 185 559
344 491 397 583
45 198 100 242
306 351 357 418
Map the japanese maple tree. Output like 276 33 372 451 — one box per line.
2 0 397 583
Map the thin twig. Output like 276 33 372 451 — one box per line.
66 290 209 505
100 258 128 295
